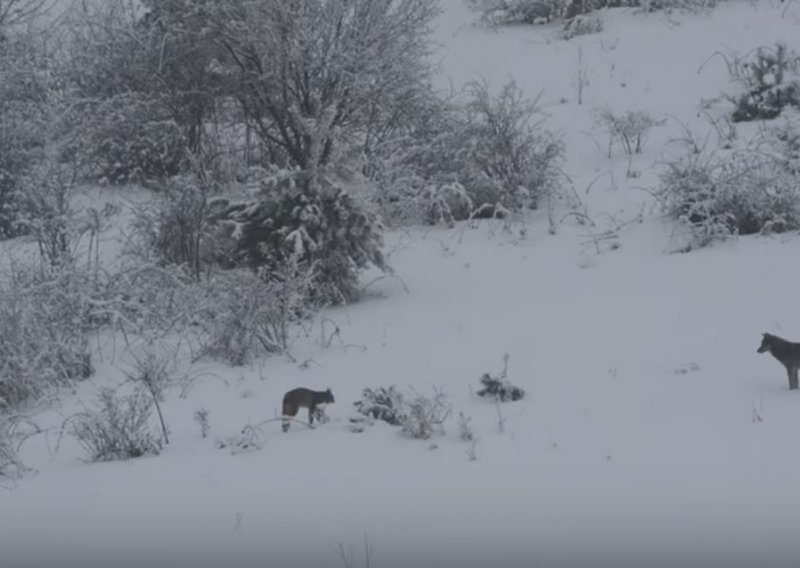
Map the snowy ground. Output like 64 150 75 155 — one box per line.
4 1 800 567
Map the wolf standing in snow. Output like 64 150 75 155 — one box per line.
282 388 335 432
757 333 800 390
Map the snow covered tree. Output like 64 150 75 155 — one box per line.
202 0 436 300
0 0 50 31
0 30 50 237
210 0 439 178
211 167 385 304
60 0 224 183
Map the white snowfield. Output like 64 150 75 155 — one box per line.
4 2 800 568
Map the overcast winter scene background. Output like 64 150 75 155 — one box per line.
2 0 800 566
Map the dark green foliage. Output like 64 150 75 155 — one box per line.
354 386 407 426
731 43 800 123
476 372 526 402
214 171 385 305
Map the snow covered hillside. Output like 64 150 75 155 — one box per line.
4 2 800 568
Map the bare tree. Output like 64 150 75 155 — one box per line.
211 0 440 181
0 0 52 29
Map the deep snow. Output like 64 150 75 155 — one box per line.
4 2 800 567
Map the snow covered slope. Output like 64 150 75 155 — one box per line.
4 2 800 568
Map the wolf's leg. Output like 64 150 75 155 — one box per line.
308 405 315 425
787 367 799 390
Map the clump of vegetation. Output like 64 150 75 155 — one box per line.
470 0 719 27
594 108 665 157
729 43 800 123
0 265 95 409
353 385 451 440
81 96 188 185
0 415 30 480
658 116 800 248
401 388 451 440
193 408 210 438
215 424 263 455
562 14 603 40
469 0 564 25
210 169 386 305
377 80 563 226
69 387 162 463
132 173 224 279
353 386 407 426
192 261 315 365
476 353 526 402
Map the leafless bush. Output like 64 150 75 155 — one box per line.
562 14 603 40
594 108 665 157
124 350 174 445
468 0 564 25
131 173 228 279
658 119 800 248
401 387 451 440
457 412 476 442
194 408 210 438
462 80 564 212
69 387 162 463
372 80 563 226
0 415 30 480
0 263 94 409
193 260 314 365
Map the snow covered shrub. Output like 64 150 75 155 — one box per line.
211 168 385 305
15 158 115 268
562 14 603 39
132 173 224 278
476 373 526 402
401 388 451 440
564 0 716 16
353 386 407 426
70 387 162 463
730 43 800 123
425 182 476 227
0 265 94 409
369 81 562 226
193 264 313 365
0 34 48 239
461 80 563 213
469 0 564 25
476 353 526 402
594 108 664 157
97 264 196 337
82 95 188 184
16 161 77 266
658 123 800 247
0 416 29 480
